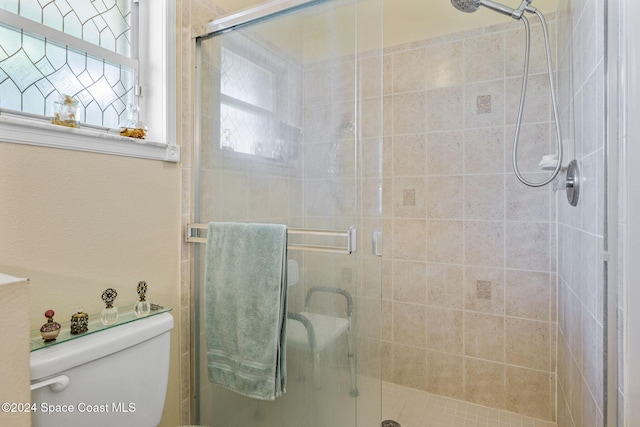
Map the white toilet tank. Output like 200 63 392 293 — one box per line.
30 312 173 427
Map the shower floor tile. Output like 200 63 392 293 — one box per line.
382 382 557 427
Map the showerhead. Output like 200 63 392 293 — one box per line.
451 0 533 19
450 0 482 13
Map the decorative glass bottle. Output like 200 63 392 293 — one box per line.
100 288 119 325
119 104 148 139
39 309 61 342
51 94 79 128
70 310 89 334
134 281 151 317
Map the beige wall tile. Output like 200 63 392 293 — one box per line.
464 221 505 268
362 177 383 217
427 176 463 219
382 341 393 382
392 48 427 93
505 22 555 77
392 219 427 261
393 134 427 177
382 259 393 300
427 263 464 309
382 299 393 342
427 220 463 264
393 91 427 135
426 40 464 89
463 174 505 220
506 366 553 420
505 73 551 125
427 307 463 354
383 54 393 96
427 131 463 175
362 137 383 178
427 351 464 399
505 221 550 271
506 173 551 221
505 270 551 321
361 56 383 100
506 122 554 173
464 312 505 362
506 317 551 371
464 358 506 409
362 96 384 139
392 260 427 304
393 302 427 348
383 95 394 136
392 345 427 390
464 32 505 83
427 86 464 132
463 127 505 174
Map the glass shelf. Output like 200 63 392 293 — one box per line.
30 304 172 352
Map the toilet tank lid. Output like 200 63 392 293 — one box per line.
30 312 173 380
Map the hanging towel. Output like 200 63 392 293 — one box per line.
204 222 288 400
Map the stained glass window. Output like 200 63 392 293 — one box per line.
0 0 136 128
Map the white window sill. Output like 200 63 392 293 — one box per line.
0 115 180 163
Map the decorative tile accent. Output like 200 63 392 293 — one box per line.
477 94 492 114
476 280 492 300
403 188 416 206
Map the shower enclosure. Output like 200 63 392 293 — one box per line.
193 0 383 425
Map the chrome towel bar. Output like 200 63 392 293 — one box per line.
185 223 356 255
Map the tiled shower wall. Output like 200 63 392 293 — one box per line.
555 0 606 426
379 17 558 421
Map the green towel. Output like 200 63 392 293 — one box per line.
204 222 288 400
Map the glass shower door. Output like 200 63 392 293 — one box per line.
193 1 383 426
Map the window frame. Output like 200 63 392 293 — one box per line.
0 0 179 163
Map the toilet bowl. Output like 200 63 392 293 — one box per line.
30 312 173 427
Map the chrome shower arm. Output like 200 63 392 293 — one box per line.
451 0 534 19
483 0 536 20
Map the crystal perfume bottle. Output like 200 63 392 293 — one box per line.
100 288 119 325
134 281 151 317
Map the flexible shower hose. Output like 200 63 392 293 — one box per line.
512 9 563 187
